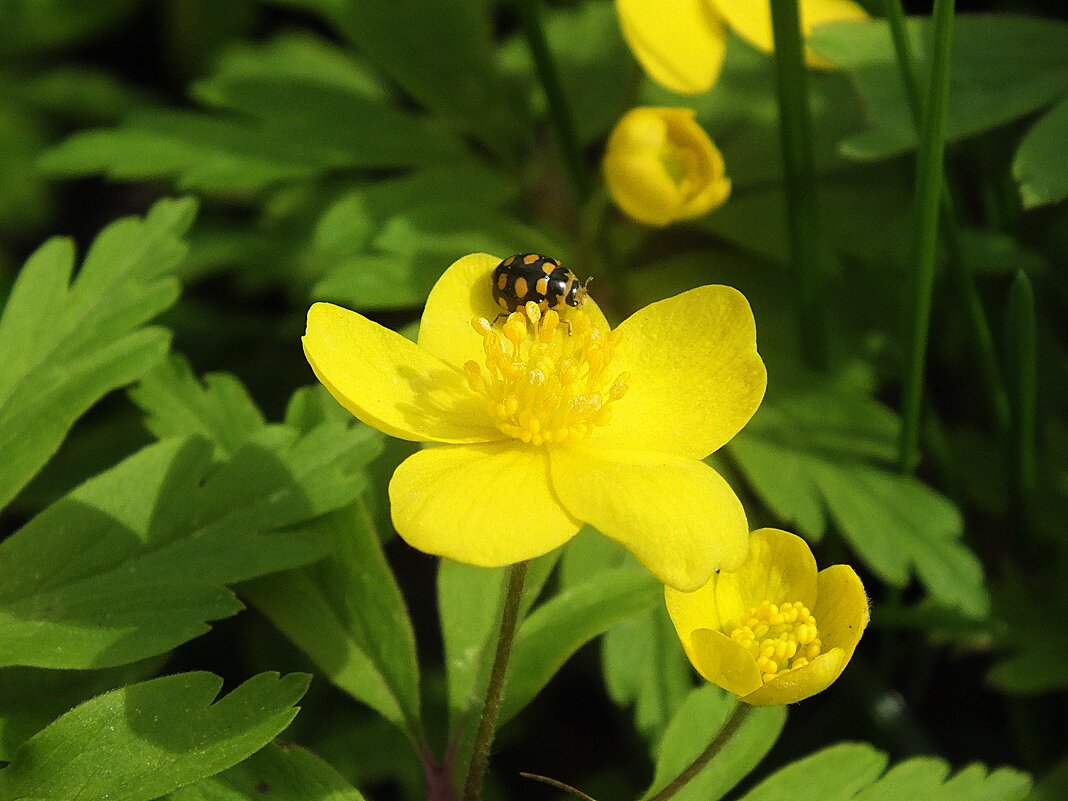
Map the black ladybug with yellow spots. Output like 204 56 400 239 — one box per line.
491 253 589 315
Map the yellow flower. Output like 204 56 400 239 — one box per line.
303 253 766 591
615 0 869 94
665 528 868 704
604 107 731 228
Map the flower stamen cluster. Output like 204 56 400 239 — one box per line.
729 600 822 682
464 302 629 445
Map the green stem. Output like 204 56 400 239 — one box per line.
461 562 529 801
770 0 828 369
898 0 956 474
1005 271 1037 538
646 704 753 801
514 0 590 202
883 0 1010 435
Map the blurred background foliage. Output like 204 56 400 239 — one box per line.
0 0 1066 799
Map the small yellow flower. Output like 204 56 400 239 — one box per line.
604 107 731 227
303 254 766 591
615 0 869 94
666 528 868 704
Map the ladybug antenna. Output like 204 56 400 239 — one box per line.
577 276 593 304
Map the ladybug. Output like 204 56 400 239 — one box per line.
491 253 589 316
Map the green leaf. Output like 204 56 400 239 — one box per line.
603 605 695 748
644 687 786 801
372 202 563 262
438 554 560 730
737 742 1031 801
0 0 138 57
0 197 195 512
728 368 987 617
988 574 1068 694
1013 94 1068 208
41 79 463 192
242 501 422 736
0 660 161 761
129 354 267 459
0 422 379 669
1025 755 1068 801
266 0 518 156
501 566 660 723
0 671 310 801
168 743 366 801
808 15 1068 161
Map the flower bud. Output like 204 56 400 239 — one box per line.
603 107 731 228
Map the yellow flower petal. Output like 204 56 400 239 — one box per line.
814 564 869 657
740 648 845 705
603 107 732 228
709 0 868 68
665 572 725 645
713 528 818 630
418 252 611 373
615 0 728 94
549 445 748 591
589 284 766 460
389 442 581 566
303 302 503 443
689 627 764 696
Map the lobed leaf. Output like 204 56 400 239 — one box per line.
0 197 195 512
0 671 310 801
729 368 987 617
737 742 1031 801
0 420 379 669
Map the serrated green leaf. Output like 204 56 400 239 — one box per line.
603 605 695 748
0 671 310 801
737 742 1030 801
242 501 422 736
808 16 1068 161
129 354 266 459
501 566 660 723
0 197 195 512
0 422 379 669
729 368 987 617
1013 94 1068 209
644 687 786 801
168 743 367 801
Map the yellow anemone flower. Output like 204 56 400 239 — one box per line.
666 528 868 704
303 253 766 591
615 0 869 94
604 107 731 228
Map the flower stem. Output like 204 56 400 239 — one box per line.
769 0 828 370
898 0 956 474
514 0 591 202
646 703 753 801
461 561 529 801
883 0 1010 437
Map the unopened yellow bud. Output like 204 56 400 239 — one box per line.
603 107 731 228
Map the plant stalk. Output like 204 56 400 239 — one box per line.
898 0 956 474
515 0 591 202
461 561 529 801
770 0 828 369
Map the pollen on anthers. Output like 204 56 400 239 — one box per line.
464 301 629 445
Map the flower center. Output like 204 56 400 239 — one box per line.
464 302 628 446
729 601 822 683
